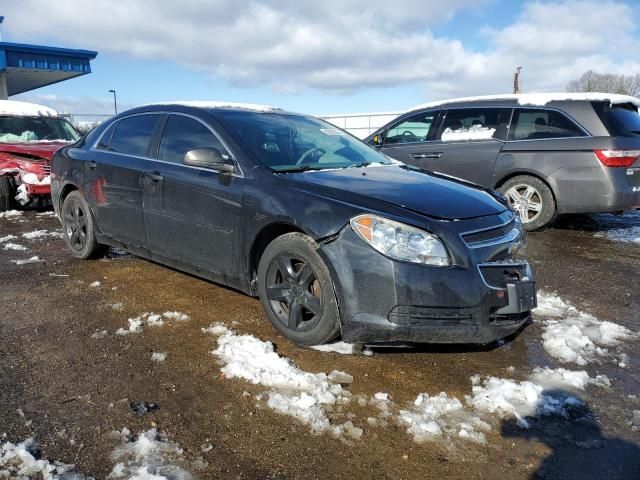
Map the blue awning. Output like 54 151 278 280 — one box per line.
0 42 98 96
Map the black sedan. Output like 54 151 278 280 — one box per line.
50 102 536 346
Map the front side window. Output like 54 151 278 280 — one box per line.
383 111 437 145
438 108 508 142
0 116 80 143
159 115 229 164
219 112 397 172
509 108 586 140
109 114 159 157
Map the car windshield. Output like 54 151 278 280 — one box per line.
0 115 80 143
219 111 398 172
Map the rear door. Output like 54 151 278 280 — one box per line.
377 110 441 166
89 113 162 250
424 107 511 186
142 113 244 279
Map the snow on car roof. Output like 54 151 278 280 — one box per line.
148 100 281 112
0 100 58 117
411 92 640 111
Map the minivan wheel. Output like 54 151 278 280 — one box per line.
257 232 341 345
499 175 556 231
61 191 104 259
0 176 15 212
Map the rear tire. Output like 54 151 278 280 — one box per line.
61 191 104 259
257 233 341 346
0 176 15 212
499 175 556 231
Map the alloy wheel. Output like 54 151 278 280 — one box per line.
505 184 543 224
63 199 88 252
265 253 323 332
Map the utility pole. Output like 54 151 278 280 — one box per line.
108 89 118 115
513 66 522 94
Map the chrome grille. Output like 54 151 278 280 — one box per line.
40 162 51 175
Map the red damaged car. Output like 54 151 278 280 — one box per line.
0 100 80 211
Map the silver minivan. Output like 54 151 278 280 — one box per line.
366 93 640 230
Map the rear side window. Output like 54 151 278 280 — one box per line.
158 115 229 164
438 108 510 142
509 109 586 140
109 114 159 157
384 111 437 145
592 102 640 137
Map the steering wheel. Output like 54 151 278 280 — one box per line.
402 131 418 141
296 147 326 165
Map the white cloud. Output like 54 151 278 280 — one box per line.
3 0 640 103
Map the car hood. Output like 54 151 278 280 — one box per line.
283 166 507 220
0 141 69 160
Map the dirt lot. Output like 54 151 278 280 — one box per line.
1 210 639 479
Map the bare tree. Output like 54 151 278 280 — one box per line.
567 70 640 96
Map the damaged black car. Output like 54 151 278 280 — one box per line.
51 102 536 346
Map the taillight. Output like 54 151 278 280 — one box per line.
594 149 640 167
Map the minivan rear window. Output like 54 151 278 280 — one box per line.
592 102 640 137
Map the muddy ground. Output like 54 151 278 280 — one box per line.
1 211 639 479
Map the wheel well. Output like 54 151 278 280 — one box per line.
249 222 304 290
59 184 79 210
494 172 557 203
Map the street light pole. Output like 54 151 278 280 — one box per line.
108 89 118 115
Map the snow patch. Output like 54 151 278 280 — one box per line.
3 243 27 251
595 226 640 244
89 281 101 288
0 437 89 479
116 312 190 335
10 256 43 265
534 292 635 365
108 428 191 480
151 352 168 363
91 330 108 339
208 324 360 437
22 229 64 240
441 125 496 142
0 235 17 243
529 367 611 390
149 100 279 112
162 311 190 322
0 210 23 219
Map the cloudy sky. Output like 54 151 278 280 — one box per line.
3 0 640 115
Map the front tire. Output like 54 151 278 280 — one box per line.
499 175 556 231
0 176 15 212
257 233 341 345
61 191 104 259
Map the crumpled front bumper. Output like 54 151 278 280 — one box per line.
319 223 535 345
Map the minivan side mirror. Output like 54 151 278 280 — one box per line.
184 148 234 173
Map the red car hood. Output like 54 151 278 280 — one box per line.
0 141 69 160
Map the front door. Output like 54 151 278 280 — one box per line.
142 114 244 279
378 109 441 168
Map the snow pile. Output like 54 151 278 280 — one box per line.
22 229 64 240
441 125 496 142
162 311 190 322
109 428 191 480
89 281 101 288
529 367 610 389
399 393 490 444
0 100 58 117
595 226 640 244
0 234 17 243
151 352 168 363
10 256 43 265
0 210 23 219
0 437 89 479
3 242 27 251
535 292 635 365
116 311 190 335
412 92 640 111
466 375 582 429
207 324 361 438
310 341 374 356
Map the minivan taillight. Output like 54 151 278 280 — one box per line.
594 149 640 167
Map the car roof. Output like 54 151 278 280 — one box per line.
409 92 640 111
120 101 303 117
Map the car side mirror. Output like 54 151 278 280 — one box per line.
371 133 383 147
184 148 234 173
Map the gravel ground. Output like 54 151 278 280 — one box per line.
0 210 639 479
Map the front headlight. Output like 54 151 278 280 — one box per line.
350 214 450 266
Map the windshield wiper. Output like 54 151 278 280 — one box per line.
273 165 328 173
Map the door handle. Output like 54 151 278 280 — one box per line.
411 152 442 159
146 172 164 182
87 161 97 169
